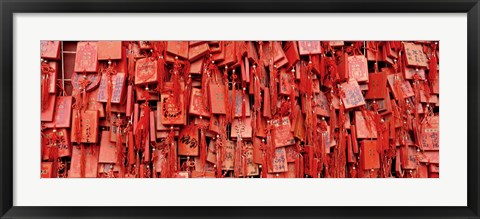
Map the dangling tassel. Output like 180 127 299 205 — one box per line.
41 73 49 111
223 68 232 123
41 62 52 111
199 128 207 172
232 82 237 118
299 64 307 94
242 146 248 178
270 65 278 116
157 56 165 92
319 54 326 85
82 88 89 112
267 126 275 175
216 138 224 178
172 58 182 106
412 80 421 147
135 152 141 178
127 43 135 80
234 138 242 178
116 120 124 170
201 67 211 112
294 143 304 178
184 76 192 115
134 103 150 152
290 86 296 119
261 140 268 178
241 84 247 122
151 148 158 178
425 42 438 84
49 128 59 177
80 144 86 178
167 130 177 178
73 107 82 144
253 76 262 112
106 73 113 121
360 107 374 136
329 106 336 142
304 98 312 144
127 125 135 166
153 42 166 92
312 109 318 147
161 149 170 178
337 130 346 178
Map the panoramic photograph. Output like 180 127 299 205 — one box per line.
40 40 439 178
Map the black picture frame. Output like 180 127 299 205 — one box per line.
1 0 479 218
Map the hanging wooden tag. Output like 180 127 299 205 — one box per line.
74 41 98 72
178 125 199 156
404 67 426 80
44 96 73 128
218 41 237 67
347 55 369 82
189 87 211 117
71 72 101 92
252 137 264 165
283 41 300 70
364 72 387 99
285 146 296 163
403 42 428 67
134 57 158 85
87 88 105 118
387 74 415 100
208 115 222 134
138 41 152 50
166 41 189 59
231 117 253 139
189 58 204 75
109 116 124 143
354 111 378 139
45 61 58 93
229 90 251 117
99 131 118 163
85 145 100 177
41 95 56 122
188 43 209 61
97 72 126 104
71 110 99 143
97 41 122 60
421 123 439 150
314 91 330 117
206 139 217 164
279 69 293 96
222 140 235 170
68 145 82 178
298 41 322 55
41 41 61 60
341 79 366 109
158 93 186 125
336 53 349 81
401 146 418 170
41 162 54 178
44 128 71 159
360 140 380 170
209 83 227 114
268 147 288 173
294 109 306 141
272 117 295 147
237 142 259 177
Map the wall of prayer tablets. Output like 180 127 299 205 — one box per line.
40 41 439 178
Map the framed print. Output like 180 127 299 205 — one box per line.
1 0 480 219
